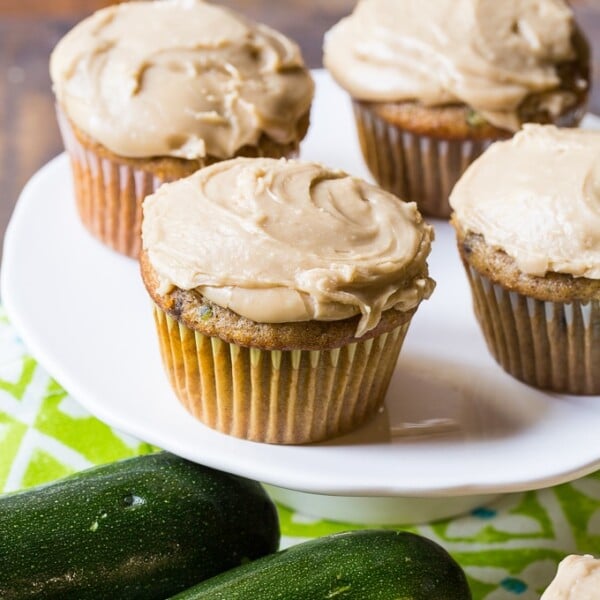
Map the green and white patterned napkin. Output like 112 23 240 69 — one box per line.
1 308 598 599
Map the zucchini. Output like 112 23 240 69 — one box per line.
0 452 280 599
169 529 471 599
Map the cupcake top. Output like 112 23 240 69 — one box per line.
450 124 600 279
49 0 314 160
142 157 434 337
541 555 600 600
323 0 583 131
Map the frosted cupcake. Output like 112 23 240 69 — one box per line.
50 0 314 258
323 0 589 219
141 157 434 444
450 125 600 395
542 555 600 599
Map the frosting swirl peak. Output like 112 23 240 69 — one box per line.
450 125 600 279
50 0 314 159
142 157 434 336
323 0 580 131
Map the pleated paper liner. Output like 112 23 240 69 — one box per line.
153 305 411 444
56 111 187 258
465 265 600 395
352 101 493 219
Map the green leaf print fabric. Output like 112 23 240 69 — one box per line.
0 308 598 599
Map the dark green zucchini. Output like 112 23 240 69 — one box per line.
0 452 279 599
169 529 471 599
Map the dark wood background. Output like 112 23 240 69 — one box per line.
1 0 599 260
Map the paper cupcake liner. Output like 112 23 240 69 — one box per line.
152 305 411 444
465 265 600 395
57 111 172 258
353 102 493 219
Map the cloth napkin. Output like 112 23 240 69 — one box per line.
1 308 598 599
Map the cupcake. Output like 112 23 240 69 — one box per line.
140 157 435 444
49 0 314 258
450 124 600 395
541 555 600 599
323 0 590 219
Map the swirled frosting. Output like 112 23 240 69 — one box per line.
50 0 314 159
450 125 600 278
541 555 600 600
323 0 580 131
142 157 435 337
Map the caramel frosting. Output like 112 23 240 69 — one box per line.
542 555 600 600
142 157 434 337
323 0 579 131
450 125 600 279
50 0 314 159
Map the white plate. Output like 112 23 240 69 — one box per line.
3 71 600 498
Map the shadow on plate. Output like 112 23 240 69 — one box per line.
318 352 552 447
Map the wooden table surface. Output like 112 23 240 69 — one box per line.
1 0 599 262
